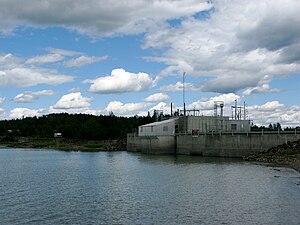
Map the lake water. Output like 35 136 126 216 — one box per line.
0 148 300 225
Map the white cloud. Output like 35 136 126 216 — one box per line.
143 93 169 102
0 67 74 87
243 75 280 95
87 68 155 94
13 90 54 103
187 93 240 111
26 54 64 64
0 97 5 105
25 48 106 68
250 101 284 112
0 53 74 87
105 100 148 116
144 0 300 93
178 93 240 117
48 107 98 115
63 55 108 67
248 101 300 127
9 108 46 119
161 81 201 92
0 0 211 36
148 102 171 115
68 87 81 93
46 48 82 57
243 84 280 95
52 92 92 109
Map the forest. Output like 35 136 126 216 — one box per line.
0 113 156 141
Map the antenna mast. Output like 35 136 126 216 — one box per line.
183 72 186 117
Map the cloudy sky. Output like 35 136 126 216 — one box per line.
0 0 299 126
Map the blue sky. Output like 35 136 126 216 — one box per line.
0 0 299 127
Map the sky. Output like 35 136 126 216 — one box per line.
0 0 299 127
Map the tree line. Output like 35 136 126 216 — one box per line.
0 113 155 140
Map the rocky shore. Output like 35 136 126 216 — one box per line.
244 139 300 172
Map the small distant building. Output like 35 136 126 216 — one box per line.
54 132 62 138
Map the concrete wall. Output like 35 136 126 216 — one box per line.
127 133 141 152
128 131 300 157
176 132 300 157
140 136 176 154
127 133 175 154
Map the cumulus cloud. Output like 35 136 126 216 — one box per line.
0 0 211 36
86 68 155 94
9 108 46 119
187 93 240 112
52 92 92 109
250 101 284 112
148 102 171 115
248 101 300 126
144 0 300 93
105 100 148 116
143 93 169 102
13 90 54 103
63 55 108 67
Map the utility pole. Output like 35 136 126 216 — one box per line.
183 72 186 117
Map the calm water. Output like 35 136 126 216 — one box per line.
0 148 300 225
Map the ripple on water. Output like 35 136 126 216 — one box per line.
0 149 299 225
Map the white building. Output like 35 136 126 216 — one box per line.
138 116 250 137
139 118 178 136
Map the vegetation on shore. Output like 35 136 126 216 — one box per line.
244 139 300 172
0 137 127 152
0 113 155 151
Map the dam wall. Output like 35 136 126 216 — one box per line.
127 133 175 154
177 132 300 157
127 131 300 157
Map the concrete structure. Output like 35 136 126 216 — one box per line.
176 131 300 157
127 116 300 157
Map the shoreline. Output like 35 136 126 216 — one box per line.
0 137 127 152
244 139 300 173
2 137 300 173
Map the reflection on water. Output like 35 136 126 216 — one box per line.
0 148 299 225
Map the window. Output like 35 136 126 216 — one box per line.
163 126 168 132
151 126 154 132
231 124 237 131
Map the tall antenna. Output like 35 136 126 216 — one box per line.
183 72 186 117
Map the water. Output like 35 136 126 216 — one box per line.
0 148 300 225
